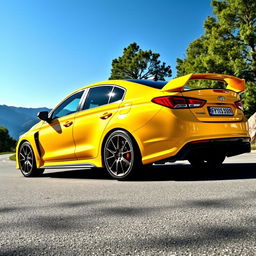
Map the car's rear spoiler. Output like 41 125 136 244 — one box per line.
161 73 245 93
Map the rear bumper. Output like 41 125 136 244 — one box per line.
156 137 251 163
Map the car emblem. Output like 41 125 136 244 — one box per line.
217 96 225 101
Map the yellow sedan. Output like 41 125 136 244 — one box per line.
16 73 250 180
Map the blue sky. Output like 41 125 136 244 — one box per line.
0 0 213 108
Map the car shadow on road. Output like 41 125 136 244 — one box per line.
120 162 256 182
138 163 256 182
41 162 256 182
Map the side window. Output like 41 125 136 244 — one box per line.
82 86 113 110
109 87 125 103
51 91 84 119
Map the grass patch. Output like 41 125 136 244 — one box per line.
9 154 16 161
251 144 256 150
0 152 14 155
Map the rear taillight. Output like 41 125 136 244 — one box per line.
235 100 243 111
152 96 206 109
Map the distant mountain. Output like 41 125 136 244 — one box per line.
0 105 50 139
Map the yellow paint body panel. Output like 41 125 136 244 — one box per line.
16 74 250 170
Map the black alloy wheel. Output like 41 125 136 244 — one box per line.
19 142 44 177
103 130 141 180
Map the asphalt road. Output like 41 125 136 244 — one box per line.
0 153 256 256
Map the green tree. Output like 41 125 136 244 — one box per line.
109 42 172 80
0 126 16 152
176 0 256 117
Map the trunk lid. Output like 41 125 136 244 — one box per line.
181 89 243 122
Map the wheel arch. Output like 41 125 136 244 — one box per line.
16 134 43 169
100 128 143 167
16 139 29 169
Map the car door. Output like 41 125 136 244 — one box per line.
38 90 84 162
73 85 125 159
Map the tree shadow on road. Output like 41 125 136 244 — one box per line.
1 187 256 255
1 196 256 255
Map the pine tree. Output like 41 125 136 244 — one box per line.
110 42 172 80
176 0 256 117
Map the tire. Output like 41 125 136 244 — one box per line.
103 130 142 180
18 142 44 177
188 153 225 169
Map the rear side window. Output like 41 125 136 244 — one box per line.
109 87 125 103
82 86 113 110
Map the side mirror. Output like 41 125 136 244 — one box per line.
37 111 50 122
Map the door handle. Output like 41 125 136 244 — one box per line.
63 121 73 127
100 112 112 120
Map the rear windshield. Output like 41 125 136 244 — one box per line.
127 79 168 89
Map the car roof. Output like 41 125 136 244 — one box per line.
75 79 167 93
126 79 168 89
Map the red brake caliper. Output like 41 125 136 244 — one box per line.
125 153 131 160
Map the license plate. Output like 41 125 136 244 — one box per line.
208 107 234 116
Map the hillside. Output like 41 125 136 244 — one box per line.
0 105 50 139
